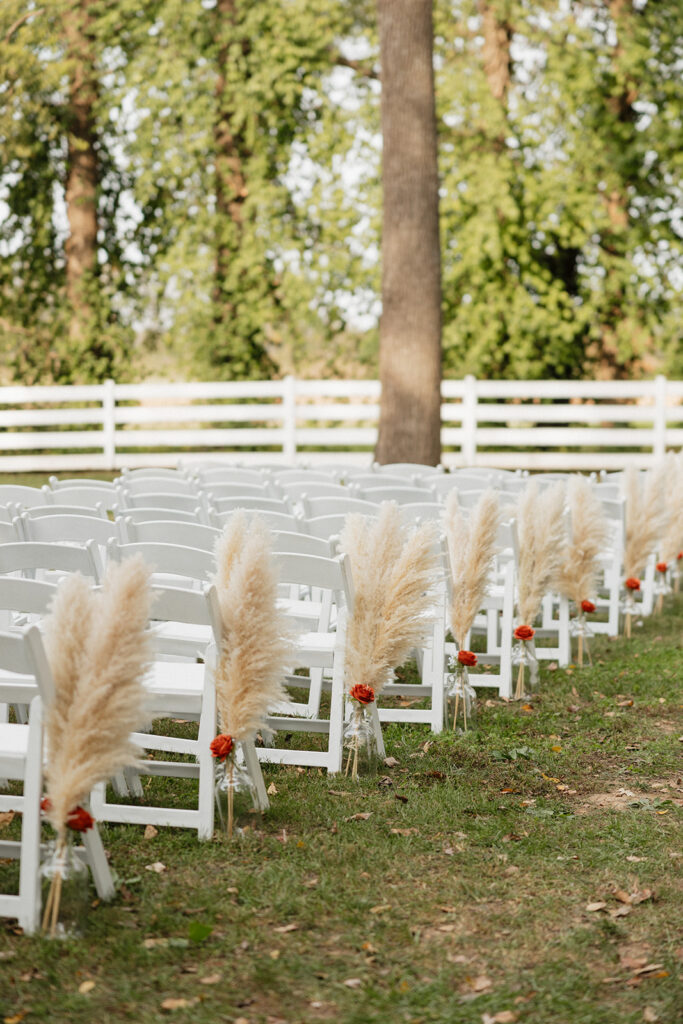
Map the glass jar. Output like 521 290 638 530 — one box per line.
40 835 89 939
343 704 378 779
214 757 255 836
445 660 477 733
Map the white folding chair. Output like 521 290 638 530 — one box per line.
0 521 21 544
116 477 198 497
19 514 117 578
0 541 101 585
211 508 303 532
191 467 267 487
91 586 220 838
0 486 51 510
209 553 353 773
113 506 203 526
46 484 118 511
301 496 379 519
211 496 292 516
119 518 221 551
356 485 430 505
0 627 114 934
118 491 206 515
202 483 274 502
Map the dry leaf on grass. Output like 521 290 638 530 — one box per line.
273 923 298 933
586 902 607 912
199 974 221 985
346 812 371 821
0 811 14 828
343 978 362 988
369 904 391 914
145 861 167 873
143 824 158 840
77 981 95 995
267 782 278 795
390 827 418 836
460 975 493 994
161 997 198 1011
482 1013 518 1024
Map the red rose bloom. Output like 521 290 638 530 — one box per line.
210 734 233 761
40 797 52 813
66 806 94 832
677 552 683 561
349 683 375 704
656 562 667 574
457 650 478 667
625 577 641 591
514 625 535 641
580 600 596 614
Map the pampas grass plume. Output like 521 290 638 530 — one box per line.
44 556 153 834
341 503 441 696
558 476 609 607
213 513 293 740
445 489 500 647
516 480 566 625
623 464 667 578
659 452 683 565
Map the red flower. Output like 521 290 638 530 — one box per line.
514 625 535 641
66 806 94 833
457 650 477 667
210 734 233 761
349 683 375 704
678 552 683 561
656 561 667 574
625 577 641 591
580 600 596 614
40 797 52 813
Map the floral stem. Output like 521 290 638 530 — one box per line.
452 690 459 732
515 661 525 700
352 736 359 780
626 611 631 639
578 632 583 668
227 762 234 839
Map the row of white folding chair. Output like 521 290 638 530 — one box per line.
0 625 115 933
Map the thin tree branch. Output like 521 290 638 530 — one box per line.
4 7 45 45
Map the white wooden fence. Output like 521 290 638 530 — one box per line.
0 375 681 473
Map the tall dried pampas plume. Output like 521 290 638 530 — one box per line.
558 476 609 608
444 489 500 647
516 480 566 625
212 512 293 740
43 555 153 835
340 503 441 696
659 452 683 568
623 464 666 579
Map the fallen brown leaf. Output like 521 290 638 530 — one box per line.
643 1007 659 1022
78 980 95 995
161 997 197 1010
383 756 400 767
369 904 391 914
347 812 371 821
343 978 362 988
482 1013 518 1024
273 923 298 933
609 905 631 919
267 782 278 796
199 974 221 985
143 824 158 840
0 811 15 829
145 861 166 873
586 902 607 912
390 827 418 837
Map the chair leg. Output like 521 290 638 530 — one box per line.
123 767 144 798
241 740 270 812
81 823 115 900
196 674 217 841
0 702 8 789
369 703 386 759
18 699 43 934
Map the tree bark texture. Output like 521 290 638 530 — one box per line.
375 0 442 467
213 0 248 321
63 0 99 346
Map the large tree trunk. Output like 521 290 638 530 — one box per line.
63 0 99 348
375 0 442 467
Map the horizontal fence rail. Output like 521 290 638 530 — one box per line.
0 375 681 472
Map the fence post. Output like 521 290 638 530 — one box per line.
461 375 478 466
282 375 296 462
102 378 116 470
652 374 666 462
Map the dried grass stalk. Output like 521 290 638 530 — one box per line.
213 512 293 740
660 452 683 565
44 556 153 835
623 465 666 578
444 489 500 647
341 503 441 696
516 481 566 625
557 476 609 607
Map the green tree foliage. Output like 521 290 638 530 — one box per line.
0 0 680 384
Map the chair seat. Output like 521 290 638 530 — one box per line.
290 632 336 669
144 661 206 714
150 621 213 657
0 722 29 778
0 669 37 704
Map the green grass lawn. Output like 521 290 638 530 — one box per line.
1 599 681 1024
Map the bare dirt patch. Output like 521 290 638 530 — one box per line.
575 779 683 814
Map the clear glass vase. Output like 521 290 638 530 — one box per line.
512 639 539 698
40 835 89 939
343 704 378 779
214 756 255 836
445 662 477 733
569 614 594 666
